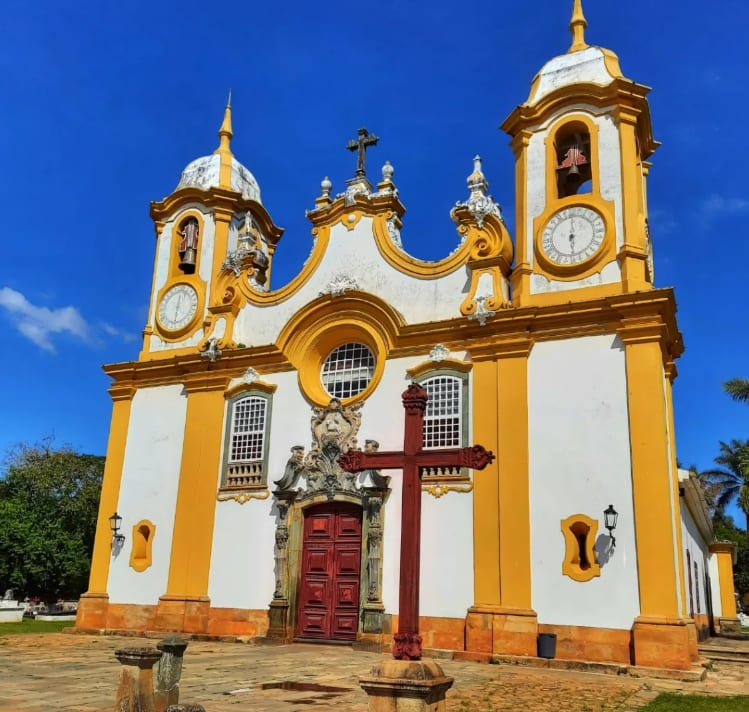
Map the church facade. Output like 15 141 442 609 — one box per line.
76 1 738 670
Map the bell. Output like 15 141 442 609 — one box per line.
567 162 580 176
179 248 197 274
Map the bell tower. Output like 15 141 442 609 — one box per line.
502 0 658 306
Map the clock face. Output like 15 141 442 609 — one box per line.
540 206 605 265
158 284 198 332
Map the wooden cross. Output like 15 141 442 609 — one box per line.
346 127 379 178
338 383 495 660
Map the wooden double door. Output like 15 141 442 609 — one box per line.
298 502 362 641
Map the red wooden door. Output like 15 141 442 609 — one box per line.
298 502 362 640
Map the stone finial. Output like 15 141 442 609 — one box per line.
454 155 503 229
382 160 394 182
321 176 332 198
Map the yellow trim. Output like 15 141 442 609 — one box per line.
276 293 403 407
472 360 501 606
511 130 533 306
224 379 277 399
561 514 601 582
406 357 472 380
213 101 233 190
129 519 156 573
164 374 229 597
620 324 681 618
709 543 738 618
85 385 134 594
424 482 473 498
217 489 270 504
495 340 534 609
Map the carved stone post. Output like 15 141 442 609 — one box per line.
362 489 387 633
114 648 163 712
154 636 188 712
268 490 296 638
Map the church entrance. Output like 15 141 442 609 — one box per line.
297 502 362 641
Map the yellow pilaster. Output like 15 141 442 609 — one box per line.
510 131 532 306
157 372 229 632
210 206 234 305
467 338 536 656
710 543 738 627
620 320 691 668
616 108 649 292
76 384 135 630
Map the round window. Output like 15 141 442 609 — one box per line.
321 343 376 399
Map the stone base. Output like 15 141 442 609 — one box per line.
632 617 692 670
267 600 290 638
76 592 110 630
362 605 386 634
360 658 453 712
718 617 741 635
465 607 538 656
154 597 210 633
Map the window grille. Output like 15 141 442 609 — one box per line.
223 395 268 489
321 343 375 399
422 376 462 449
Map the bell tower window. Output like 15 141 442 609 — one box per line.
555 125 593 198
178 216 200 274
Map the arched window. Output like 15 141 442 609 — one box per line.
555 123 593 198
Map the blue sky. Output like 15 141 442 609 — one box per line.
1 1 748 520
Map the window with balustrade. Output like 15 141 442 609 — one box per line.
221 391 272 491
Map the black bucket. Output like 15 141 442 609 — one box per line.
537 633 557 659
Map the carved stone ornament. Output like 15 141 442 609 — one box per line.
428 344 450 362
242 367 259 385
386 215 403 248
468 296 496 326
220 213 270 289
320 274 359 296
453 155 503 229
200 337 222 362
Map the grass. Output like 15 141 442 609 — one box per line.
0 619 71 635
640 693 749 711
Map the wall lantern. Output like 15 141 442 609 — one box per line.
603 504 618 548
109 512 125 546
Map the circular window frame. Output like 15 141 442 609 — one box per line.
320 342 376 401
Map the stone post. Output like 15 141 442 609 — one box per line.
268 490 296 638
114 648 163 712
155 636 188 712
165 706 205 712
360 658 454 712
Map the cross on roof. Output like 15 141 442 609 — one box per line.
346 127 379 178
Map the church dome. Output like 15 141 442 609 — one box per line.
526 0 624 106
176 153 262 203
174 98 262 203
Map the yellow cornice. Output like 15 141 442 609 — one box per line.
183 371 231 393
406 357 473 380
225 379 277 399
106 288 682 390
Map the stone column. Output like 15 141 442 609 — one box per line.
360 659 453 712
155 636 188 712
114 648 163 712
362 490 386 634
268 491 296 638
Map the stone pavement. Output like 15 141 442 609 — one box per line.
0 633 747 711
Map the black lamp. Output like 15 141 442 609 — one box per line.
603 504 618 548
109 512 125 545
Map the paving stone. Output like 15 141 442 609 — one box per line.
0 633 747 711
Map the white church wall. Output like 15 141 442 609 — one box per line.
208 370 304 610
680 504 710 616
233 216 468 347
108 385 187 605
528 334 640 629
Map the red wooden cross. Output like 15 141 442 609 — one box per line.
338 383 495 660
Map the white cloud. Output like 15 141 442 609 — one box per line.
0 287 91 352
700 194 749 224
101 322 138 343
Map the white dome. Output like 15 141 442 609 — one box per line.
176 154 262 203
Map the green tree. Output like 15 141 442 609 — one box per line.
702 439 749 546
724 378 749 404
0 438 104 601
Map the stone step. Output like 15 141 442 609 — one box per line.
699 645 749 664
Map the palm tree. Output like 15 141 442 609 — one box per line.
724 378 749 404
702 439 749 545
